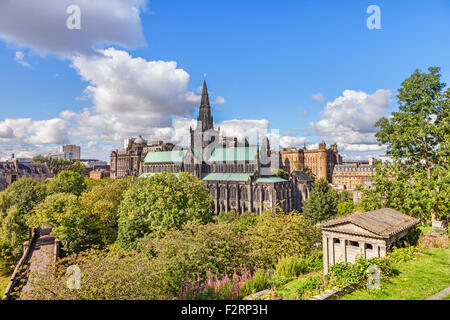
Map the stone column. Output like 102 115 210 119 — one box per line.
378 244 387 258
328 237 335 266
323 235 329 274
340 238 347 263
359 241 366 259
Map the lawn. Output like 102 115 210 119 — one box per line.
0 269 12 296
339 248 450 300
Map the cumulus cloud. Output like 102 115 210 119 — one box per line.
310 89 391 152
72 48 199 128
312 93 325 103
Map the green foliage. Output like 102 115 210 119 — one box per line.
68 161 88 177
337 201 354 216
0 178 45 269
138 220 254 295
241 269 272 294
369 67 450 221
296 275 323 299
117 172 214 249
246 211 321 268
275 169 289 180
0 206 29 269
328 256 392 290
32 156 87 175
217 210 258 231
27 193 84 252
275 251 322 278
302 179 339 223
387 246 419 263
46 170 86 196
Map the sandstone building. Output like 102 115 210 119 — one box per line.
280 142 342 182
111 81 313 215
332 158 376 191
0 160 53 190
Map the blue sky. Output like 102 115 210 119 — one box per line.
0 0 449 161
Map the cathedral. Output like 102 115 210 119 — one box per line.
111 81 313 215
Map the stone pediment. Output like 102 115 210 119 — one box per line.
322 222 380 238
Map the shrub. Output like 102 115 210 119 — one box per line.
241 269 271 294
328 256 392 290
178 267 256 300
274 252 323 278
418 234 449 249
387 246 419 263
246 211 321 268
296 275 324 299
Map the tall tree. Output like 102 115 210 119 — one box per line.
301 179 339 223
371 67 450 222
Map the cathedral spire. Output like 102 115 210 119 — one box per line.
197 80 214 132
200 80 210 108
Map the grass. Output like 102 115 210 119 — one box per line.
339 248 450 300
0 268 12 296
276 272 319 299
442 294 450 300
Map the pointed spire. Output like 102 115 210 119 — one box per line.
197 80 214 132
200 80 210 108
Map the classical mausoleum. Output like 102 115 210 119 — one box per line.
317 208 420 274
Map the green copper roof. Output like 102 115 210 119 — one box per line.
202 173 252 182
255 176 288 183
144 150 187 163
207 146 260 162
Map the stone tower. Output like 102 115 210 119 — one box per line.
194 81 216 149
318 140 328 180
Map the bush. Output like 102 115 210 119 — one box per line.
328 256 392 290
296 275 324 299
387 246 419 263
246 211 321 268
275 252 322 278
241 269 271 294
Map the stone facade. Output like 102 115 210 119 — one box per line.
332 158 375 191
280 142 342 182
110 137 174 179
0 160 53 190
318 208 419 274
111 81 313 215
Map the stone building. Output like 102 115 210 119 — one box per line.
113 81 313 215
332 158 376 191
110 136 174 179
0 160 53 189
318 208 419 274
280 142 342 182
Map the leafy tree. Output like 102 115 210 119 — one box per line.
117 172 214 249
33 156 74 174
79 178 132 248
368 67 450 221
46 170 86 196
0 206 29 269
27 193 84 252
301 179 339 223
0 179 45 268
245 211 321 268
68 161 88 177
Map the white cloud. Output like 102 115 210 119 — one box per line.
312 93 325 103
310 89 391 152
71 48 199 128
0 0 147 58
279 136 307 148
212 96 226 105
14 51 30 67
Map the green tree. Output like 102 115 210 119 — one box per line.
117 172 214 249
46 170 86 196
0 178 45 269
301 179 339 223
245 211 321 268
369 67 450 221
68 161 88 177
27 193 84 252
33 156 74 174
